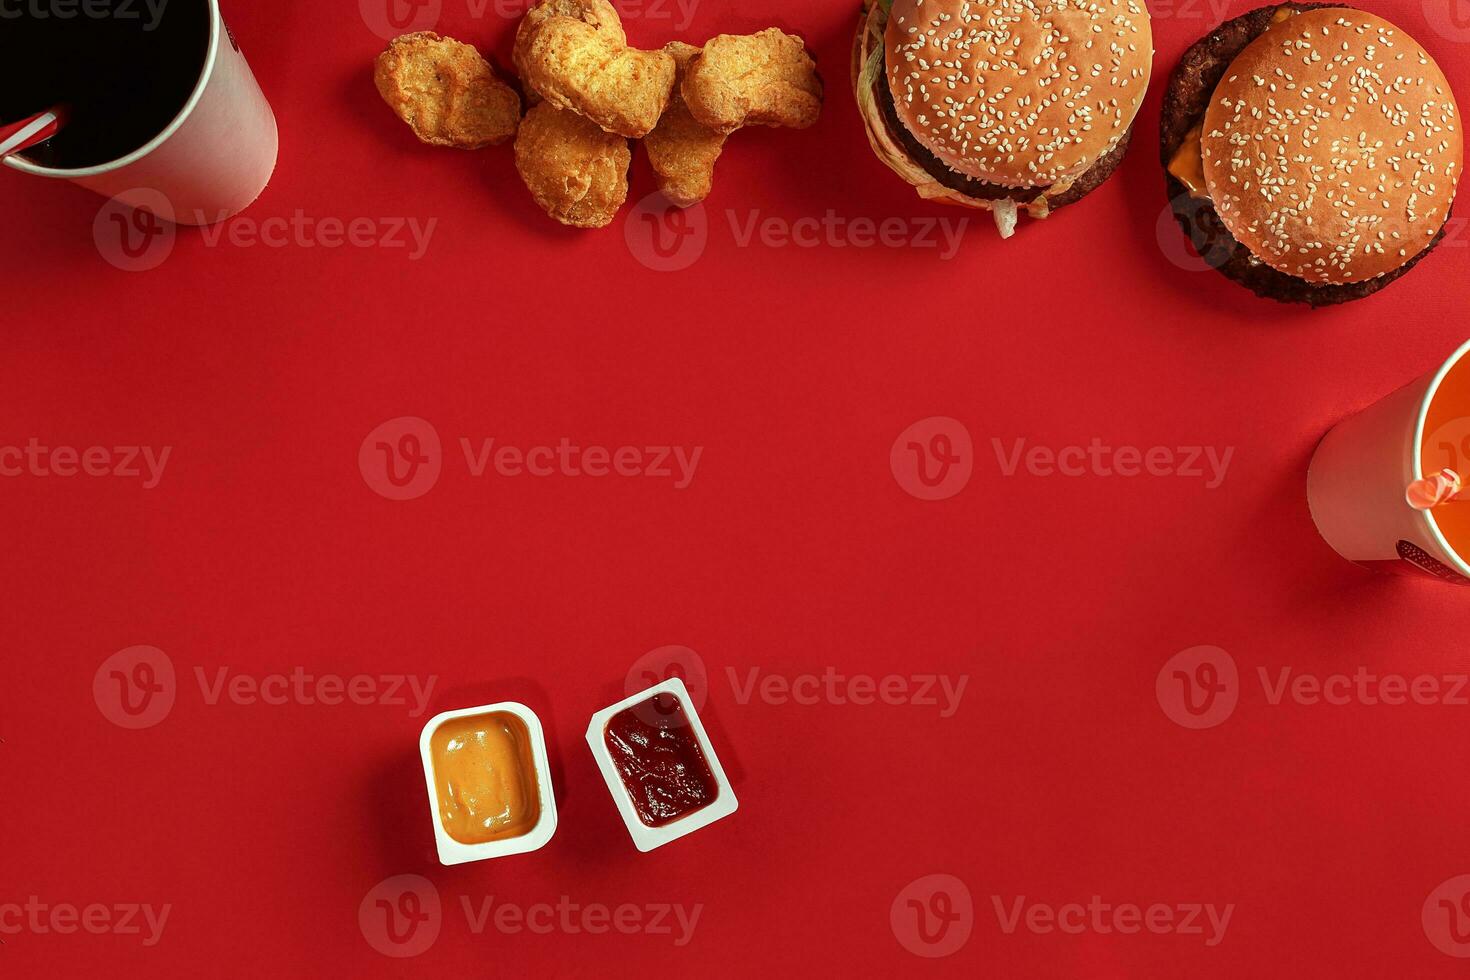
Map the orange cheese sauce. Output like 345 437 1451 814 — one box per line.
1168 124 1209 199
429 712 541 845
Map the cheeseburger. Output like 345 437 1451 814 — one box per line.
853 0 1154 236
1162 5 1463 306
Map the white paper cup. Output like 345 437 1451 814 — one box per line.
3 0 277 226
1307 339 1470 584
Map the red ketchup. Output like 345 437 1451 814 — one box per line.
604 694 719 827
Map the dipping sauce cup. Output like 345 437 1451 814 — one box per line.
586 677 738 852
419 702 558 865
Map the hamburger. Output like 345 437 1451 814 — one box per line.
1161 5 1463 306
853 0 1154 237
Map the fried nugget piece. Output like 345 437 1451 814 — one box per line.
644 42 728 208
513 0 625 61
514 0 675 139
375 32 521 149
683 28 822 135
514 102 630 228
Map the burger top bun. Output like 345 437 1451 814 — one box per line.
1202 8 1463 285
883 0 1152 189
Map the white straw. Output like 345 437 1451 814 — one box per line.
0 111 60 156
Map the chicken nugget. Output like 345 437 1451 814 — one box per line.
513 0 625 72
514 102 631 228
683 28 822 135
375 32 521 149
515 0 675 138
643 42 728 208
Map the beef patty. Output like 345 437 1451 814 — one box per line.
1159 3 1450 307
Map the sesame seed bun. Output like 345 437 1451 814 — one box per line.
1201 8 1462 286
883 0 1152 189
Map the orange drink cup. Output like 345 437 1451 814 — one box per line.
1309 339 1470 584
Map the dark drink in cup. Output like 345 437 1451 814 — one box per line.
0 0 211 169
0 0 277 224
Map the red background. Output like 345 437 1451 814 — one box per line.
4 0 1470 975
